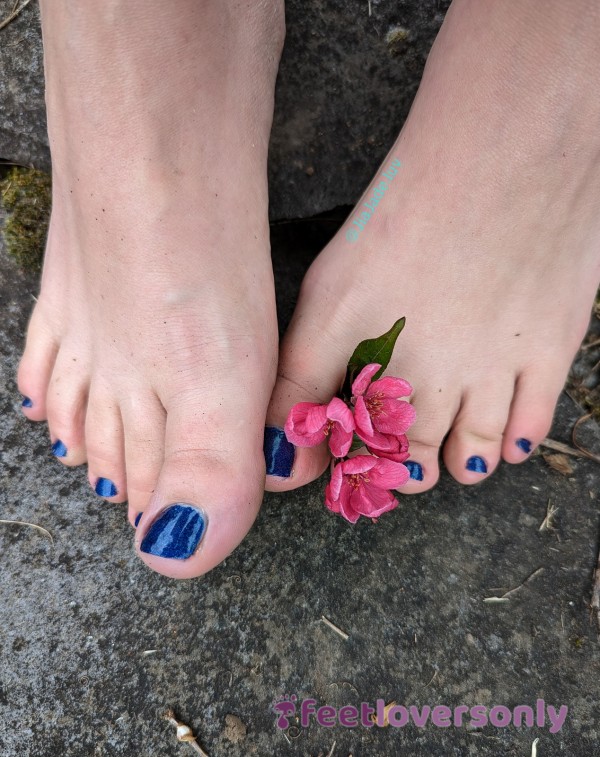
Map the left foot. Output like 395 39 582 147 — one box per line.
266 0 600 494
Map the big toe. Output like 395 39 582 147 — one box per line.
135 391 266 579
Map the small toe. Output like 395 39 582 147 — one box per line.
443 381 513 484
122 391 166 526
85 384 127 503
264 338 342 492
17 309 59 422
396 388 458 493
45 351 89 467
501 372 561 464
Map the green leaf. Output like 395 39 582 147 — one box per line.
340 317 406 401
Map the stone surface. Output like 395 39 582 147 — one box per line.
0 0 450 219
1 216 600 756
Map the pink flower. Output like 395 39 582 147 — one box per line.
285 397 354 457
325 455 409 523
366 432 411 463
352 363 416 446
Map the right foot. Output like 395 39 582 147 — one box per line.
18 0 284 578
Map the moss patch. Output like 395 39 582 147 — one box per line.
1 167 51 273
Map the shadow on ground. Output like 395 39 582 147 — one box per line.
0 213 599 756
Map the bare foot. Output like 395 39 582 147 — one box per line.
18 0 284 577
267 0 600 495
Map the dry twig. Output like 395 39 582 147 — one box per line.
320 615 349 641
0 0 32 32
0 519 53 544
539 500 559 531
483 567 544 603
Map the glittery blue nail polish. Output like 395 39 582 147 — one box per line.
466 455 487 474
134 512 143 528
516 438 532 454
21 396 33 408
264 426 295 478
405 460 424 481
51 440 67 458
95 478 117 497
140 504 206 560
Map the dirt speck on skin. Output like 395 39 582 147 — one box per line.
223 714 247 743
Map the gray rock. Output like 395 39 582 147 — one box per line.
1 214 600 756
0 0 450 218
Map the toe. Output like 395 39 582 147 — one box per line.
396 387 458 493
501 371 562 464
17 308 59 422
443 380 514 484
265 375 332 492
85 384 127 503
135 389 265 579
265 327 346 492
122 391 166 527
45 349 89 467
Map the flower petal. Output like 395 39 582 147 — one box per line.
327 397 355 432
329 424 353 458
373 399 417 435
368 376 413 399
284 421 327 448
304 403 329 434
354 395 374 438
338 481 360 523
341 455 377 475
329 460 344 501
284 402 329 446
369 458 410 489
325 481 341 513
351 363 381 397
360 483 399 517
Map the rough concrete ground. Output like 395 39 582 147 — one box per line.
1 213 599 757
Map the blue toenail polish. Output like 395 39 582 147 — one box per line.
134 512 143 528
405 460 424 481
264 426 295 478
21 396 33 408
466 455 487 474
140 504 206 560
95 477 118 497
516 438 532 454
52 440 67 458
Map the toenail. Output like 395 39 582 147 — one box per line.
134 512 143 528
264 426 295 478
405 460 424 481
95 477 118 497
21 396 33 408
516 438 532 454
140 504 207 560
51 440 68 458
466 455 487 474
